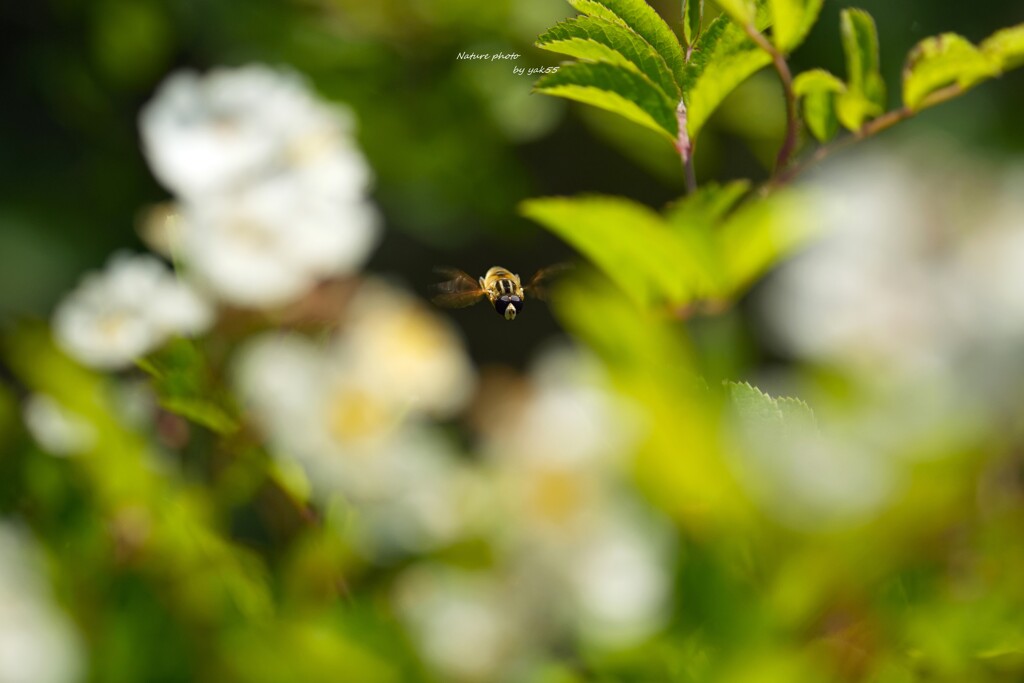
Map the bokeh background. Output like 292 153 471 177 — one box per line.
2 1 1024 682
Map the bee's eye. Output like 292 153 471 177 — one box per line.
495 295 523 321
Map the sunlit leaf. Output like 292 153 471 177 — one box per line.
980 23 1024 70
717 189 815 293
714 0 757 25
682 15 773 140
520 195 713 307
666 180 751 229
727 381 816 433
768 0 823 53
902 33 1000 110
537 16 681 98
839 8 886 129
793 68 845 141
568 0 687 87
535 62 678 140
683 0 704 47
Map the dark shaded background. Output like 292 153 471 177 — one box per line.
1 0 1021 366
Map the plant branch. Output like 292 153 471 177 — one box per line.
769 82 965 188
743 24 800 175
676 100 698 194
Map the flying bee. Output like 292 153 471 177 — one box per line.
431 265 569 320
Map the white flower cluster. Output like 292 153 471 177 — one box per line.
395 348 671 681
140 65 379 308
744 149 1024 527
0 525 83 683
53 253 212 369
235 280 477 556
761 152 1024 389
50 65 379 372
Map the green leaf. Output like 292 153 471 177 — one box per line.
682 15 773 140
520 195 714 307
768 0 823 53
835 90 882 131
715 0 756 25
717 189 815 294
683 0 704 47
902 33 1000 110
568 0 687 88
980 23 1024 71
839 8 886 129
535 61 678 140
159 396 239 434
727 381 816 436
666 180 751 230
137 338 240 435
537 16 680 98
793 69 845 141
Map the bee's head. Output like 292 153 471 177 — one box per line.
495 294 523 321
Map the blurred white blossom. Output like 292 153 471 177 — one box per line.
760 151 1024 389
395 567 519 683
477 346 670 646
22 394 96 457
52 253 212 369
140 65 369 200
178 174 378 307
747 148 1024 526
140 65 379 308
234 280 476 556
0 525 83 683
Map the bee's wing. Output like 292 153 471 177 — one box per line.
431 267 487 308
523 263 574 301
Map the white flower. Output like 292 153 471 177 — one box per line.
52 253 212 369
395 567 519 682
233 289 476 555
178 173 379 307
339 281 476 419
140 65 380 308
22 395 96 456
481 346 639 538
0 525 83 683
140 65 369 200
565 514 672 645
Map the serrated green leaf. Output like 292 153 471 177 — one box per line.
535 61 678 140
835 9 886 130
902 33 1000 110
538 16 680 98
666 180 751 230
980 23 1024 71
841 9 880 92
520 195 713 307
665 182 752 297
683 0 704 47
684 18 770 139
839 8 885 129
793 68 845 96
715 0 756 25
569 0 687 88
793 69 844 141
727 381 816 433
682 15 773 140
768 0 823 53
717 189 815 294
835 89 882 131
